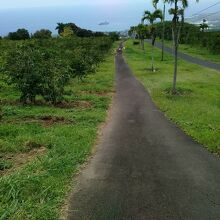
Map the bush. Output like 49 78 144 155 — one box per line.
154 21 220 54
4 43 42 103
60 26 75 38
7 29 30 40
133 41 140 45
3 42 70 104
32 29 52 39
3 36 113 104
70 48 96 80
39 50 71 103
206 32 220 54
56 22 103 38
109 32 120 41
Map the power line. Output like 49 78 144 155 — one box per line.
202 10 220 19
186 4 220 21
185 10 220 24
192 1 220 16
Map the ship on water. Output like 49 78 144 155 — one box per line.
99 21 109 26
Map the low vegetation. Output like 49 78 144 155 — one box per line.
162 39 220 63
124 40 220 155
0 28 116 218
2 37 112 104
155 21 220 55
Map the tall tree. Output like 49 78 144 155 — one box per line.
136 24 149 50
8 29 30 40
142 9 162 72
60 26 74 38
153 0 166 61
32 29 52 39
56 23 65 35
165 0 199 94
200 19 209 32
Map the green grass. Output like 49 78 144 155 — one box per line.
0 46 116 219
162 39 220 63
124 40 220 155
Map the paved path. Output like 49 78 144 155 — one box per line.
146 40 220 71
67 47 220 220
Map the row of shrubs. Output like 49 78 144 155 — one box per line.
5 27 106 40
6 28 53 40
4 23 106 40
4 22 120 41
1 36 113 104
155 21 220 54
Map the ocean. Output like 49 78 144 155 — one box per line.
0 1 213 36
0 5 143 36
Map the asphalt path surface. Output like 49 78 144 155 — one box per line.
146 40 220 71
67 46 220 220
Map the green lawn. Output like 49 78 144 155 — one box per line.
0 47 115 219
162 39 220 64
124 40 220 155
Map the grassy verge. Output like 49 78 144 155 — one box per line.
162 39 220 64
124 40 220 154
0 46 116 219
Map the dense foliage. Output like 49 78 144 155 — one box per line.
2 36 113 104
0 37 115 220
56 22 106 37
32 29 52 39
7 29 30 40
129 25 150 46
108 32 120 41
155 21 220 54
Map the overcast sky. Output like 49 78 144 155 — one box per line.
1 0 219 12
1 0 220 19
2 0 141 9
0 0 219 35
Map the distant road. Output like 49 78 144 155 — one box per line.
146 39 220 71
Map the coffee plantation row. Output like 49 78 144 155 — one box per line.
0 36 113 104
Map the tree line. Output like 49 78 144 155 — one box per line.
155 21 220 54
3 22 119 41
128 0 220 94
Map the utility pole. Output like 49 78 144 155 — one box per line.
161 3 166 61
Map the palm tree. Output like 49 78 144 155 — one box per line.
165 0 199 94
142 9 162 72
200 19 209 32
129 25 149 50
136 24 149 50
56 23 65 35
153 0 166 61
